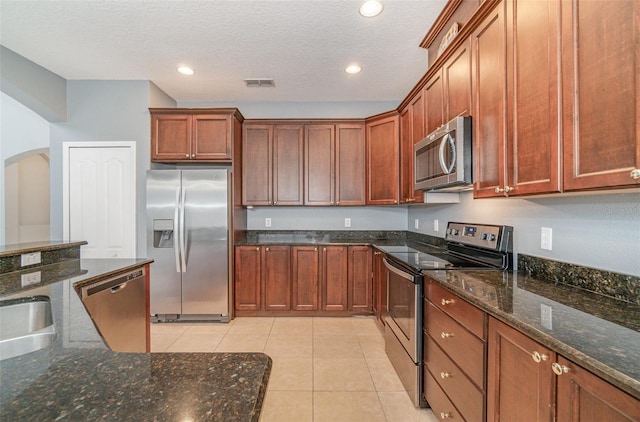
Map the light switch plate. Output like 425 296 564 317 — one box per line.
541 227 552 250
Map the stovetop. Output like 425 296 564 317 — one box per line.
378 222 514 272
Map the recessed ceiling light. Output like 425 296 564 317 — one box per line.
345 64 362 74
177 66 194 75
359 0 383 17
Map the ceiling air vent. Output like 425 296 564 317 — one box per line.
243 79 276 87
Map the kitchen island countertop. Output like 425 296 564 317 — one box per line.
0 258 271 422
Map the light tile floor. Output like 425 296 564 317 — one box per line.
151 316 438 422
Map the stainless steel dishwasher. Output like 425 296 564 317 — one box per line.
80 268 148 352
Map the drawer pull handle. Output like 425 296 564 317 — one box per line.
531 351 548 363
631 169 640 179
440 412 452 419
552 362 570 376
440 332 454 339
441 298 454 306
440 371 451 379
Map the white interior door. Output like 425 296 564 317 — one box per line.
63 143 136 258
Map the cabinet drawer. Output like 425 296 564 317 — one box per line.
425 300 485 387
424 334 484 421
427 280 485 339
424 367 466 421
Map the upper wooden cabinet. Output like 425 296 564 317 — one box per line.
366 112 400 205
424 71 444 135
561 0 640 190
305 124 366 206
443 40 471 122
399 92 425 204
242 123 304 206
150 108 243 162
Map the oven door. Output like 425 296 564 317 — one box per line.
383 257 423 363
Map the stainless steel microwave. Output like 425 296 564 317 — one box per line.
414 115 472 191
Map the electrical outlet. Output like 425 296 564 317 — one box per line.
265 218 272 228
414 219 420 230
541 227 553 250
21 252 41 267
344 218 351 228
21 271 42 287
434 219 439 232
540 304 553 330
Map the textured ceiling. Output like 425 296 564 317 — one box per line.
0 0 447 103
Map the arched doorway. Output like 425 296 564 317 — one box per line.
5 148 50 244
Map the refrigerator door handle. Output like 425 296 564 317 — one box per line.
174 187 182 272
180 185 187 272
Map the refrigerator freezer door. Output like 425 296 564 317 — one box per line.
147 170 182 315
181 170 229 316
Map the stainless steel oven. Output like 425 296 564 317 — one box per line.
383 257 423 407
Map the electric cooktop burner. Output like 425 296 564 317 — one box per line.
378 222 514 272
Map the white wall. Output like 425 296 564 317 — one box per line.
0 92 51 244
178 101 398 119
247 206 407 231
408 191 640 276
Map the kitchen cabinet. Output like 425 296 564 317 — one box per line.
423 279 487 421
234 246 262 311
305 124 366 206
471 1 508 198
399 92 425 204
292 246 319 311
348 246 372 312
488 317 640 421
424 71 444 136
443 40 471 122
366 112 400 205
561 0 640 191
262 246 291 311
150 108 242 162
242 124 304 205
320 246 348 311
372 249 387 327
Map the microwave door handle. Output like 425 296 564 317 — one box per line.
438 134 456 175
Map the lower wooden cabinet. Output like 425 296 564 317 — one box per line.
235 245 373 315
487 316 640 422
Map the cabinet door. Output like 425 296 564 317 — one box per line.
444 40 471 121
262 246 291 311
234 246 262 311
556 355 640 422
151 114 191 161
305 125 334 205
242 125 273 205
273 125 304 205
321 246 348 311
472 1 508 198
399 93 425 204
506 0 561 195
487 317 555 422
335 124 366 205
348 246 372 312
561 0 640 190
366 114 399 205
425 72 444 135
192 114 232 160
292 246 319 311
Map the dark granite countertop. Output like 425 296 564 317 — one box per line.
0 240 87 257
419 269 640 400
0 258 271 421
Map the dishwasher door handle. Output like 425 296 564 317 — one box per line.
110 283 127 294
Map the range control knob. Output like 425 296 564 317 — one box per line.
448 229 459 236
480 233 488 240
487 234 496 241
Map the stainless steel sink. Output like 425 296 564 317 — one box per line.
0 296 56 360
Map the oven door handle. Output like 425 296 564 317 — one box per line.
383 257 420 283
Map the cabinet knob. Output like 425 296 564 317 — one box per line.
504 185 514 193
440 412 452 419
440 371 451 379
266 247 270 251
185 154 189 158
374 251 381 255
495 186 504 194
256 247 260 251
631 169 640 180
440 332 454 339
531 351 549 363
441 298 454 306
552 362 570 376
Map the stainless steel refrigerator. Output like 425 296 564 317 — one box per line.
146 169 230 322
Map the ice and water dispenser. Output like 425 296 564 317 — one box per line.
153 219 174 248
